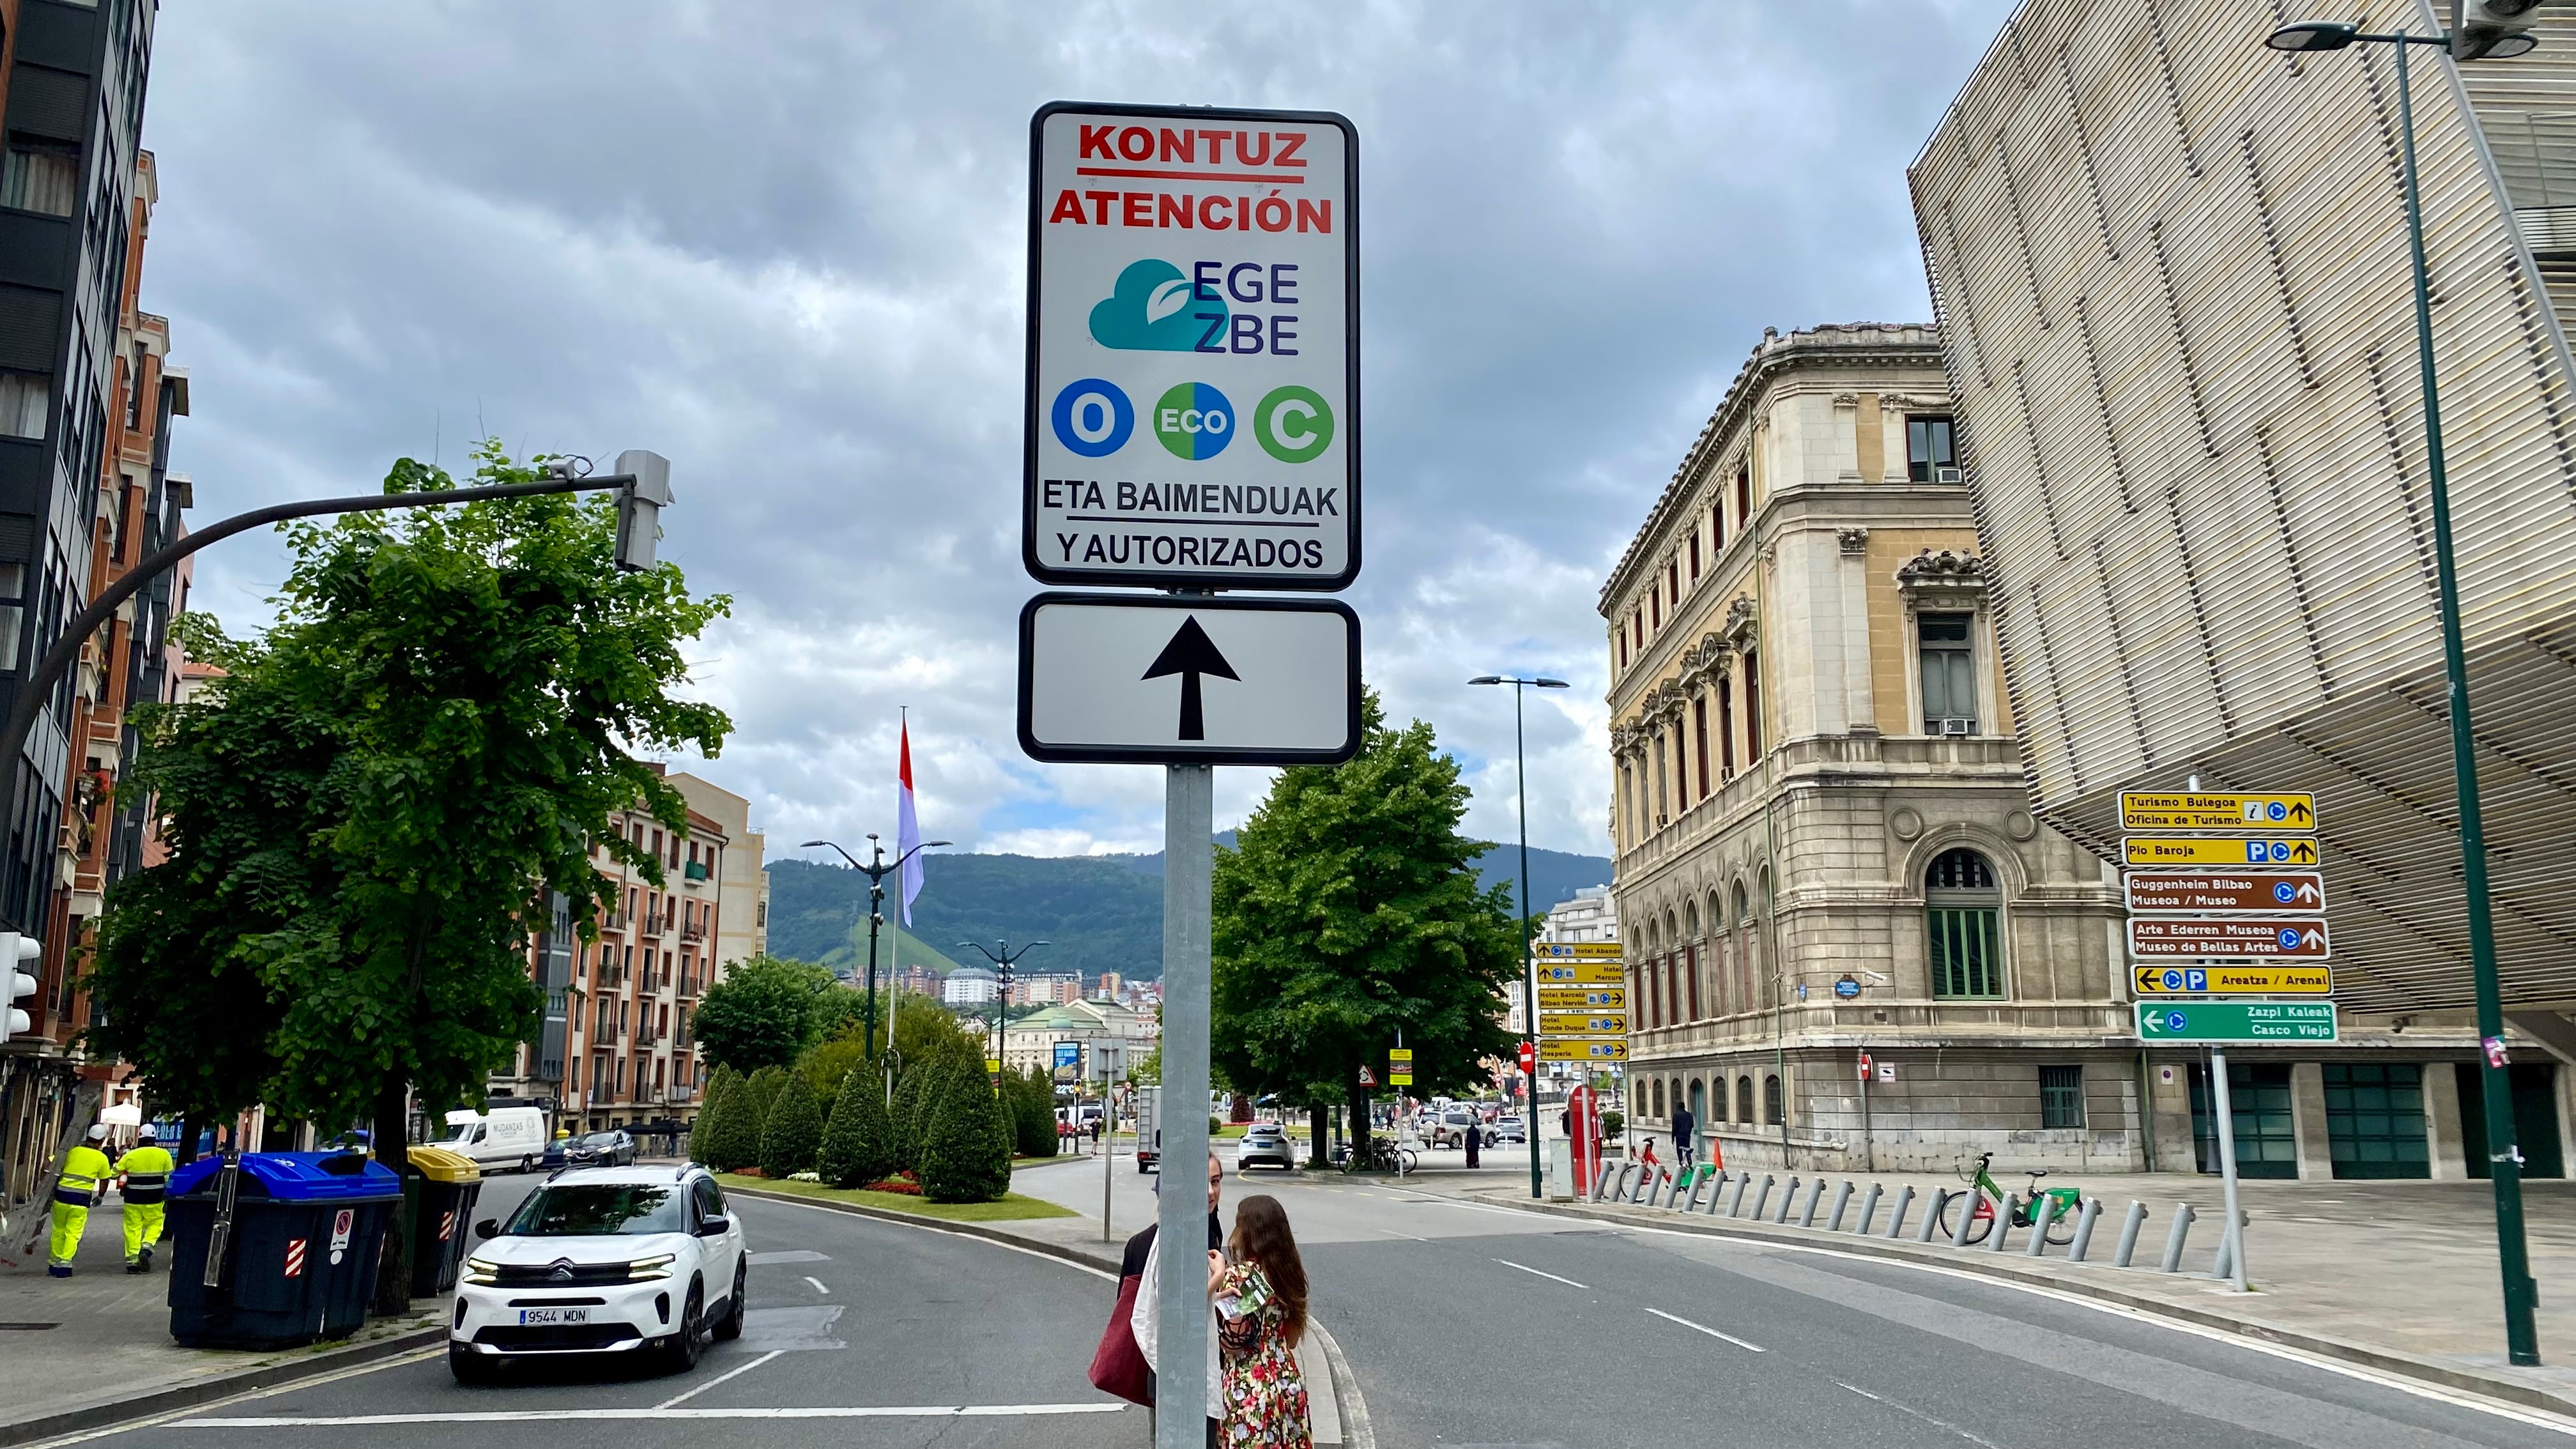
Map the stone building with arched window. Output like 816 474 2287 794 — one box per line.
1600 323 2135 1174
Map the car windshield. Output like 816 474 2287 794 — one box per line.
505 1184 684 1237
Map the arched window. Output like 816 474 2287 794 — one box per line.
1689 1078 1706 1124
1764 1073 1784 1125
1733 884 1755 1013
1652 1079 1667 1118
1927 847 2004 998
1735 1075 1753 1123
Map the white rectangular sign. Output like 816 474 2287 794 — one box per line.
1017 594 1360 765
1023 103 1359 590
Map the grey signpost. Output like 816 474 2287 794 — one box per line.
1022 101 1360 1449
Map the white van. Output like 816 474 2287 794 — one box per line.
439 1106 549 1172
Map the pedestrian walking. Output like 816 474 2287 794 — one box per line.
1213 1194 1312 1448
1462 1115 1481 1168
47 1124 114 1277
114 1124 173 1273
1671 1099 1697 1173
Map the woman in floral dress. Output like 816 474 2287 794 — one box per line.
1209 1193 1312 1448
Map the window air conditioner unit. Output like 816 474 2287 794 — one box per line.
1935 464 1962 484
1940 717 1974 736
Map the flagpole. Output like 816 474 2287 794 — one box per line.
887 705 907 1105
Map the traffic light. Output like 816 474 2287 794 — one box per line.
2455 0 2544 60
1 931 37 1043
612 449 673 572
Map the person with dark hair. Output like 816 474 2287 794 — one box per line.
1211 1194 1311 1447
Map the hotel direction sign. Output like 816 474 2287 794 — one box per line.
1532 942 1621 960
2119 792 2315 832
1536 986 1625 1011
1539 1039 1629 1062
1537 1012 1629 1036
1535 962 1623 986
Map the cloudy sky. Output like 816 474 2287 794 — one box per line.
144 1 2013 864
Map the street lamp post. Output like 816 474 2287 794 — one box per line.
2265 14 2541 1366
957 937 1049 1077
1470 673 1570 1200
801 835 949 1058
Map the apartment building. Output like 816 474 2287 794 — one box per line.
1910 0 2576 1180
1602 322 2129 1174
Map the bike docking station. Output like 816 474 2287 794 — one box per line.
1016 101 1363 1449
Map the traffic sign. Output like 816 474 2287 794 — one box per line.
1537 1013 1628 1035
2124 836 2319 866
1539 1039 1629 1062
2119 792 2316 831
1834 976 1862 999
1857 1052 1873 1081
2132 964 2333 995
1532 942 1621 960
2124 871 2325 914
1534 962 1623 985
2128 918 2329 958
2135 1000 2338 1043
1357 1066 1376 1088
1025 103 1360 591
1535 986 1625 1011
1018 594 1360 765
1388 1047 1413 1087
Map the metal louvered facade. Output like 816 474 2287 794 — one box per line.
1913 1 2576 1018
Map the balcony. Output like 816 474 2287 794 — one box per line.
680 922 706 943
636 1025 661 1046
684 861 710 882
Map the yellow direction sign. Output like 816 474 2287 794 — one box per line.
2119 792 2315 832
1532 942 1621 960
2133 964 2333 996
1538 1012 1629 1035
2124 836 2319 868
1536 986 1625 1011
1388 1047 1413 1087
1535 962 1623 985
1538 1039 1628 1062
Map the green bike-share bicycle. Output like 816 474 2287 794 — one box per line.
1935 1151 2085 1245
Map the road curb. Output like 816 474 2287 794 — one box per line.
1470 1190 2576 1420
1 1323 445 1449
724 1184 1371 1440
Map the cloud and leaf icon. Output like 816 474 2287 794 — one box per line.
1090 259 1223 351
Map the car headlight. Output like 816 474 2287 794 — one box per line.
627 1254 677 1281
463 1257 502 1285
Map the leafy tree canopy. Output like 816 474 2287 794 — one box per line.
693 954 855 1075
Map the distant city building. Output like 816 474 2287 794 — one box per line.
944 966 999 1006
1011 972 1084 1007
896 963 940 997
1092 970 1124 1002
999 999 1160 1083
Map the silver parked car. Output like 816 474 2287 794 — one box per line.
1236 1123 1296 1171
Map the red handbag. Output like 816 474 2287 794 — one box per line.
1089 1271 1153 1405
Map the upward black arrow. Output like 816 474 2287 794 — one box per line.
1142 615 1239 741
2288 800 2312 823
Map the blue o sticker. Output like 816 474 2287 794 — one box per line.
1051 378 1133 457
2278 928 2301 949
2166 1011 2188 1033
2267 802 2288 821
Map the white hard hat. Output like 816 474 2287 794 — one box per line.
137 1124 158 1142
84 1123 108 1142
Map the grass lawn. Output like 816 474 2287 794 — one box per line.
716 1173 1078 1223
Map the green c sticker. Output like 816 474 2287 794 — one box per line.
1252 385 1334 464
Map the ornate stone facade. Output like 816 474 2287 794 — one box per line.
1599 323 2138 1174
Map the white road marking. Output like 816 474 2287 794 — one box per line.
730 1191 1115 1280
1492 1258 1587 1289
1377 1229 1430 1243
804 1275 830 1294
1645 1307 1763 1352
744 1248 830 1264
1836 1381 2000 1447
654 1349 784 1409
178 1404 1132 1427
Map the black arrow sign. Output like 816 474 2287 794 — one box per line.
1141 615 1239 740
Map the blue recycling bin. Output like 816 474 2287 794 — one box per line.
164 1152 402 1349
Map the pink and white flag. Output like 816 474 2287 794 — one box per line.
897 720 924 927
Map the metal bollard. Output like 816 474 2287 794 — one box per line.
1701 1170 1729 1215
2211 1211 2246 1280
1887 1185 1915 1239
1630 1165 1659 1205
1827 1180 1854 1232
1801 1179 1828 1229
2159 1203 2196 1273
1949 1189 1977 1248
1681 1167 1710 1212
1727 1172 1752 1218
1855 1182 1882 1235
1666 1167 1693 1210
1774 1176 1801 1223
1750 1174 1775 1221
1986 1192 2017 1254
2068 1197 2103 1263
2026 1198 2055 1257
1924 1189 1953 1243
2112 1200 2148 1268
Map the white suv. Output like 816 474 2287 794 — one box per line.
450 1165 747 1382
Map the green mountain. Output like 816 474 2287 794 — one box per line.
766 839 1611 982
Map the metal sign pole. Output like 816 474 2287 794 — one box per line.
1154 763 1214 1449
2209 1043 2248 1291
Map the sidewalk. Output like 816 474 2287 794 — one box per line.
0 1202 441 1446
1397 1158 2576 1414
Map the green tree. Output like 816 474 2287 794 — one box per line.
919 1059 1011 1203
798 1029 870 1108
816 1068 893 1189
1211 691 1521 1155
1011 1067 1059 1158
689 1065 740 1164
693 955 854 1075
713 1066 785 1172
759 1070 824 1179
82 444 730 1312
889 992 983 1075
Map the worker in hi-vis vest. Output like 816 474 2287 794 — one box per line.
114 1124 174 1273
47 1123 114 1277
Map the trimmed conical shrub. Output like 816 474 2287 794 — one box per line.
889 1061 930 1174
1012 1068 1059 1158
760 1073 824 1179
689 1066 739 1165
712 1066 784 1173
920 1059 1012 1203
818 1067 894 1189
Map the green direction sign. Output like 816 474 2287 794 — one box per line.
2135 1000 2338 1043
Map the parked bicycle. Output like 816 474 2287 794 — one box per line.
1936 1151 2083 1245
1340 1133 1418 1176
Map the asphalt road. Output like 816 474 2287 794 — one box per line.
1023 1152 2576 1448
61 1176 1142 1449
